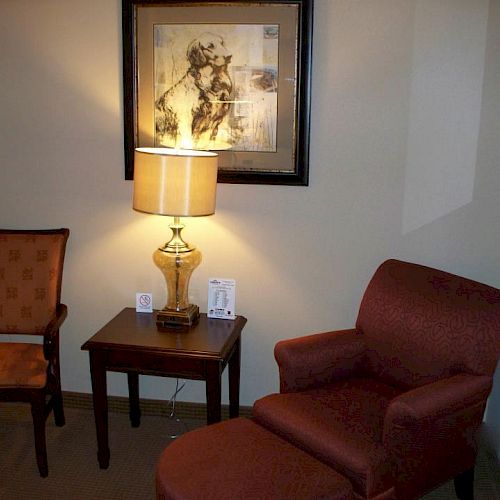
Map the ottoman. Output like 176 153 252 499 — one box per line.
156 418 353 500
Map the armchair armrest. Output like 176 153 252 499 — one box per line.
384 373 492 429
275 328 367 393
382 373 492 497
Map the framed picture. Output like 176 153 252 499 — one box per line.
123 0 313 185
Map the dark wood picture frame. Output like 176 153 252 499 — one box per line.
123 0 313 185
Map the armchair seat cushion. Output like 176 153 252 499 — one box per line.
253 377 402 499
0 342 48 389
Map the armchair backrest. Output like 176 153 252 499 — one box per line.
356 259 500 389
0 228 69 334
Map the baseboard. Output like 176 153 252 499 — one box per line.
63 391 253 420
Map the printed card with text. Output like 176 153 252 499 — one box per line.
207 278 236 320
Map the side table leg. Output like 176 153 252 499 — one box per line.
89 351 110 469
228 337 241 419
127 372 141 427
206 363 222 425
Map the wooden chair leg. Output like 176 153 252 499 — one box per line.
454 467 474 500
52 388 65 427
31 394 48 477
49 347 65 427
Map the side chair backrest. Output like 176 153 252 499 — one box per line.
0 228 69 334
356 259 500 389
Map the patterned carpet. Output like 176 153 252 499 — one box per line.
0 404 203 500
0 403 499 500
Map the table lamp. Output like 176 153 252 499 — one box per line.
133 147 218 329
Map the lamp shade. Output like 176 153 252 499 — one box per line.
133 147 218 217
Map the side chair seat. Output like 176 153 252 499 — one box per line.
0 343 48 389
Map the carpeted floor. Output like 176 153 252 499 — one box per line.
0 404 204 500
0 403 499 500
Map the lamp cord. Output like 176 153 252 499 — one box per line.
167 378 186 418
167 378 187 439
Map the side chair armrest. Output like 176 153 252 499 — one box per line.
275 328 367 393
43 304 68 360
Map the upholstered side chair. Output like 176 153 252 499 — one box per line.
0 228 69 477
253 259 500 499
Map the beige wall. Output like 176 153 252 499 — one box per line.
1 0 500 455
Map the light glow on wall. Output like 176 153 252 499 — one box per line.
402 0 489 233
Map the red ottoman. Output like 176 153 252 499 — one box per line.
156 418 353 500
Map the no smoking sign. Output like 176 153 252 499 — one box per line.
136 292 153 313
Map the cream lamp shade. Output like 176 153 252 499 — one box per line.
133 147 218 217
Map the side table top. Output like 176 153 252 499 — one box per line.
81 308 247 360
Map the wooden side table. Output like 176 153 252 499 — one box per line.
81 307 247 469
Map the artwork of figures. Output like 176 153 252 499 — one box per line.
154 24 279 151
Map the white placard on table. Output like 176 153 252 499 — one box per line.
207 278 236 320
136 292 153 313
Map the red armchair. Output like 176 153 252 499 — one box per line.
253 259 500 499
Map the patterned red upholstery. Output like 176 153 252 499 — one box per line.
0 343 48 388
254 378 400 498
357 259 500 388
0 228 69 477
156 418 354 500
254 259 500 499
0 232 67 334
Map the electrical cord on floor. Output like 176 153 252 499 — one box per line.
167 378 187 439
